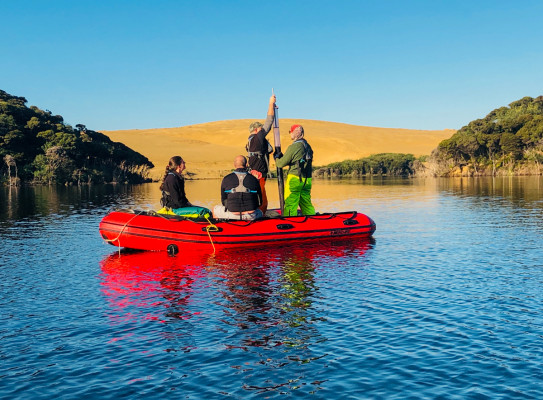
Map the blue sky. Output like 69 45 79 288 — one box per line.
2 1 543 131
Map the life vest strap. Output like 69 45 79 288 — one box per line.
224 171 256 193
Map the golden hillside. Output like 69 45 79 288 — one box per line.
101 119 454 179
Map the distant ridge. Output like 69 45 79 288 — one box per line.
101 119 454 179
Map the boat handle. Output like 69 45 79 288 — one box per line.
343 219 359 226
202 226 223 232
276 223 294 230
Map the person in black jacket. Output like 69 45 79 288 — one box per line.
160 156 191 209
212 155 263 220
158 156 211 218
246 94 276 213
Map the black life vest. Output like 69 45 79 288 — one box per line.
295 139 313 181
160 172 188 208
224 171 259 212
246 134 273 158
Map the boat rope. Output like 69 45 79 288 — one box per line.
334 211 358 220
105 210 145 254
280 211 358 223
115 209 221 254
203 216 220 253
143 209 221 253
216 219 255 226
277 215 310 223
211 211 358 226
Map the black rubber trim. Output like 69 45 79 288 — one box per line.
276 224 294 230
101 226 375 245
202 226 223 232
101 220 374 239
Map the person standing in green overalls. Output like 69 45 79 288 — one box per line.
274 124 316 216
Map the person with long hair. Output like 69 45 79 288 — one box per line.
160 156 191 209
159 156 210 218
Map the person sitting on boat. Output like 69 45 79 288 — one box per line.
158 156 210 218
213 155 263 221
246 94 276 214
274 124 316 217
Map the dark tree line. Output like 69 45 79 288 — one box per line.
315 153 418 177
430 96 543 175
1 89 153 185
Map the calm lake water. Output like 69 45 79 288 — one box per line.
1 177 542 399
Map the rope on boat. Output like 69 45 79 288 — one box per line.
147 209 220 253
213 211 359 226
111 209 221 254
105 210 145 254
149 209 358 227
203 216 219 253
261 211 358 224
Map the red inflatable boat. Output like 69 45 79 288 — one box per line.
99 209 376 253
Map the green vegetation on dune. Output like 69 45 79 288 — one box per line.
314 153 419 177
1 89 153 185
317 95 543 178
429 96 543 176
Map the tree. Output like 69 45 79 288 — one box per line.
25 117 41 130
480 133 501 175
517 115 543 146
500 133 523 159
3 154 17 186
1 89 154 184
524 148 543 173
430 94 543 175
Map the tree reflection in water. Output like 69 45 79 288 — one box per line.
208 239 373 394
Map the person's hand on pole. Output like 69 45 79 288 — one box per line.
268 94 276 115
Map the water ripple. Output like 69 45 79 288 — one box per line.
1 179 543 399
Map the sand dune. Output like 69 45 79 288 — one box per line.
101 119 454 179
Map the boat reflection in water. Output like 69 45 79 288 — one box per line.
100 250 209 324
99 239 374 395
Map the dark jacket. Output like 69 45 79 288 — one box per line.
247 114 274 175
161 172 190 209
221 168 262 212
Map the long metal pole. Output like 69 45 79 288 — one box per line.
272 90 284 214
